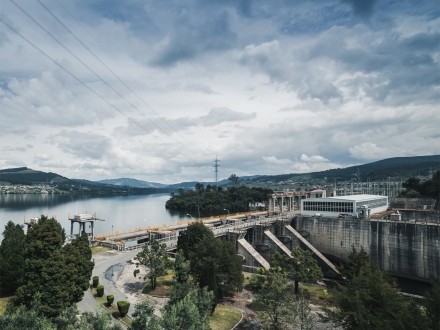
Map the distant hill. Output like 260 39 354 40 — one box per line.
0 167 69 184
250 155 440 184
98 178 167 189
0 155 438 191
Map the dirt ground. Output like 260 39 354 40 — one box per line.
113 260 168 315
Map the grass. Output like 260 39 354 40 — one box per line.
91 246 110 255
209 304 242 330
142 269 175 297
0 296 12 315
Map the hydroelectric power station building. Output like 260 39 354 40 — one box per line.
301 194 388 218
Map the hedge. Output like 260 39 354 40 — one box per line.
117 301 130 317
92 276 99 288
97 285 104 297
107 295 114 306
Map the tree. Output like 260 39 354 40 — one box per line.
135 238 170 289
255 272 297 330
131 300 162 330
327 258 428 330
162 288 213 330
190 236 243 299
228 174 240 187
63 233 94 303
0 221 25 295
424 279 440 330
177 222 214 259
342 246 370 280
272 247 323 294
14 216 93 318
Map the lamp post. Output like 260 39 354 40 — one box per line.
223 208 230 216
186 214 194 222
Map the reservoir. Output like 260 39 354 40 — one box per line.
0 193 184 238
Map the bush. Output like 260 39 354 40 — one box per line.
96 285 104 297
249 274 266 292
92 276 99 288
117 301 130 317
107 295 114 306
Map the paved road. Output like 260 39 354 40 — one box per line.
77 249 139 316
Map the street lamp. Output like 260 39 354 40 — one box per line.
186 214 194 221
223 208 230 216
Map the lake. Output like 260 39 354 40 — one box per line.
0 193 185 238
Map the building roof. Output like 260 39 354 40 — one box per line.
327 194 387 202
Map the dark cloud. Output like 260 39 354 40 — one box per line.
151 11 236 66
342 0 377 18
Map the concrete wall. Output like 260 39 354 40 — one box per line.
294 216 440 281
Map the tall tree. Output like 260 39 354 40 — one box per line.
135 238 170 289
255 272 297 330
0 221 25 294
327 259 428 330
228 174 239 187
177 222 214 259
63 233 94 303
272 247 323 294
15 216 66 312
190 236 243 299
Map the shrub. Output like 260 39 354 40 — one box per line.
96 285 104 297
92 276 99 288
117 301 130 317
107 295 114 306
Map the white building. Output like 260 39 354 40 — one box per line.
301 194 389 218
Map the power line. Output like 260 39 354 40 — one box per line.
0 16 171 150
8 0 190 155
36 0 208 157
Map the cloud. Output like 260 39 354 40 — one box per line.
342 0 377 19
151 10 236 66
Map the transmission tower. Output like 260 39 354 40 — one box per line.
213 156 220 183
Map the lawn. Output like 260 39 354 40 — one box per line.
142 269 175 297
210 304 242 330
91 246 110 255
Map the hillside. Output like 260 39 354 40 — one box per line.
249 155 440 184
0 167 69 184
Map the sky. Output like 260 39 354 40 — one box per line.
0 0 439 184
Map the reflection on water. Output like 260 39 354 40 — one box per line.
0 193 185 238
0 194 91 210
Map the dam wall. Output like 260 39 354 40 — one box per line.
293 216 440 281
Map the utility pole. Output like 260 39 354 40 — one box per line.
213 156 220 183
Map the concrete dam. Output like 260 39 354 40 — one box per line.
292 214 440 281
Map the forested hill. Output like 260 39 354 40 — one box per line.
250 155 440 183
0 167 171 195
0 167 68 184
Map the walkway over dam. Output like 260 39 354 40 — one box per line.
93 209 439 281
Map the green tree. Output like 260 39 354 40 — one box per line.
63 233 94 303
131 300 162 330
135 238 170 289
228 174 239 187
272 247 323 294
177 222 214 259
0 221 25 294
342 246 370 280
14 216 93 318
162 287 213 330
190 236 243 299
255 272 297 330
424 279 440 330
327 260 428 330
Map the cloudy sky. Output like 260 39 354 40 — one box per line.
0 0 438 183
